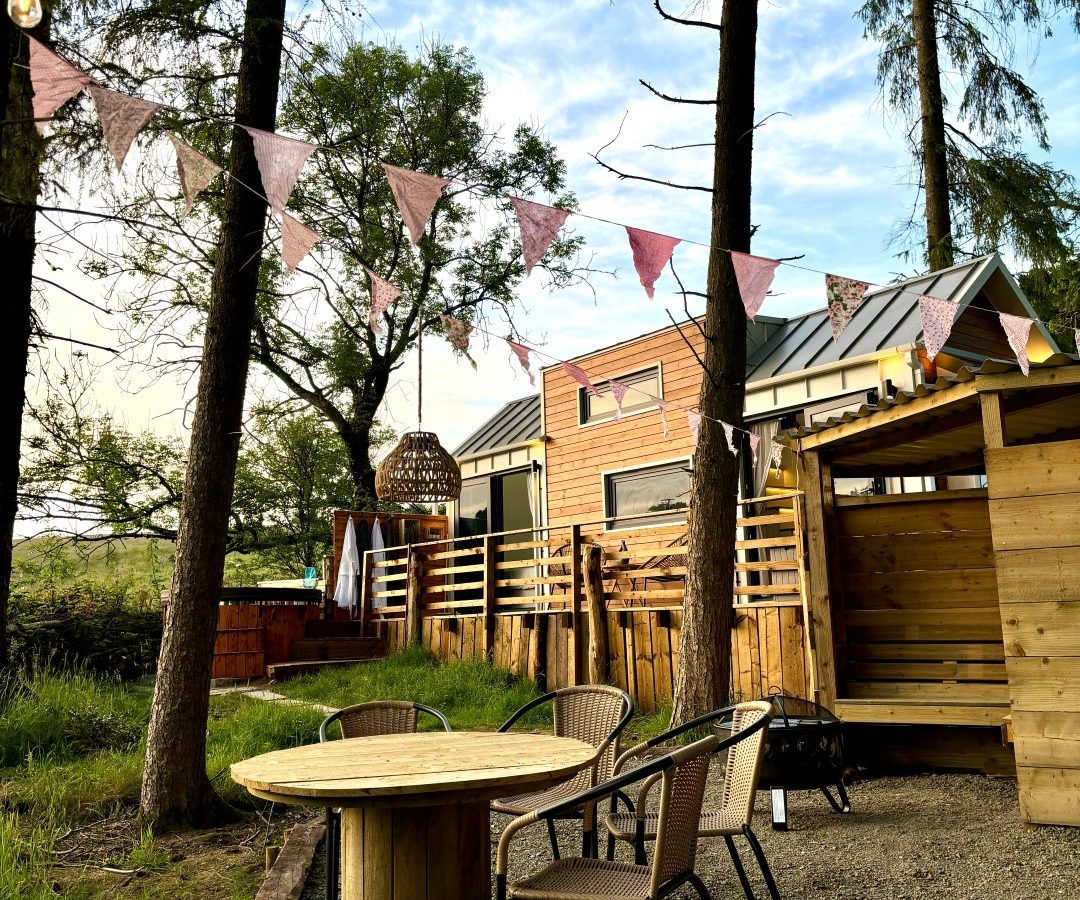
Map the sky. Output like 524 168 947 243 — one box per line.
27 0 1080 474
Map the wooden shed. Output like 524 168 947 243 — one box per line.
792 355 1080 826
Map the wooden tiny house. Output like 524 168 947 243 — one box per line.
793 356 1080 825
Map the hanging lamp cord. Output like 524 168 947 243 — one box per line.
417 316 423 431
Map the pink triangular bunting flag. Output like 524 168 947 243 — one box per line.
242 126 317 212
609 380 630 421
687 410 702 446
769 441 784 469
507 340 535 386
440 315 473 353
625 227 680 299
721 421 738 455
562 362 600 398
1074 328 1080 358
825 274 869 342
511 197 570 276
382 163 450 245
749 433 761 465
365 268 402 335
169 135 222 214
918 295 956 362
731 251 780 321
652 397 670 439
27 36 93 130
999 312 1034 375
281 213 320 273
88 86 162 171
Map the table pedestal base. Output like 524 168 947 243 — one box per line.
340 800 491 899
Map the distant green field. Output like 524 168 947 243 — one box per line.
11 536 287 596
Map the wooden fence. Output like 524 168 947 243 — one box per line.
358 491 813 711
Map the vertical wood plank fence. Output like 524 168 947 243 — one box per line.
359 491 812 711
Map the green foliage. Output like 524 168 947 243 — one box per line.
0 815 55 900
1020 261 1080 352
858 0 1080 267
280 645 548 731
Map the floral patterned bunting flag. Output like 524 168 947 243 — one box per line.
999 312 1034 376
507 340 536 386
651 397 670 439
562 362 601 398
382 163 450 245
749 433 761 465
722 421 738 455
918 295 957 362
687 410 702 446
825 274 870 342
731 251 780 321
281 213 320 273
169 135 222 214
511 197 570 276
241 126 317 212
88 86 163 171
1075 328 1080 358
440 315 477 369
365 268 401 335
27 36 93 130
769 441 784 470
609 380 630 421
625 227 681 299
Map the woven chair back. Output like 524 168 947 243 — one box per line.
335 700 419 739
650 735 718 894
553 685 630 791
719 700 772 826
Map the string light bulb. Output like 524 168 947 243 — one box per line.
7 0 42 27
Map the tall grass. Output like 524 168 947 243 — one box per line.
0 815 55 900
279 645 548 731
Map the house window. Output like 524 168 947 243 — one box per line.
604 461 691 530
804 389 878 426
580 366 661 425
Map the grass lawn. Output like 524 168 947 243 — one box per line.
1 647 666 897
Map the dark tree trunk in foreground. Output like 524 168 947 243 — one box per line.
913 0 953 271
0 20 44 676
672 0 758 724
140 0 286 827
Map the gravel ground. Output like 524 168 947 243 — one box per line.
302 772 1080 899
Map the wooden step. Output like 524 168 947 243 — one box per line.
267 659 376 680
834 698 1011 727
289 637 387 661
303 619 366 639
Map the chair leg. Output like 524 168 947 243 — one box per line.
496 873 507 900
686 872 714 900
724 835 754 900
546 817 560 860
325 808 339 900
634 820 647 866
744 825 781 900
606 831 616 862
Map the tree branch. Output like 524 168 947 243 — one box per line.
639 79 716 105
654 0 722 32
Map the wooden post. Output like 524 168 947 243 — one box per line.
570 524 584 685
791 491 816 700
482 534 498 659
980 391 1005 449
406 549 426 647
358 551 373 635
799 450 839 709
584 544 609 684
322 554 334 619
530 612 548 692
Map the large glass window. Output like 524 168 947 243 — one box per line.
457 480 489 537
605 461 691 529
581 366 661 424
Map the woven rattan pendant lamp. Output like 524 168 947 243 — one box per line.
375 319 461 503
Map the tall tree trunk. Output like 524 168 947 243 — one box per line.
672 0 758 725
139 0 286 827
0 21 44 676
913 0 953 271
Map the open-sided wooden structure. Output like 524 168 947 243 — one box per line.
792 356 1080 826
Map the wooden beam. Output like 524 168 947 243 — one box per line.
975 365 1080 393
833 450 985 478
980 391 1005 450
798 450 839 709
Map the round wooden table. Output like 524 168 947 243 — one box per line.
231 731 597 899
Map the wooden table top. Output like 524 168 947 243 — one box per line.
231 731 597 806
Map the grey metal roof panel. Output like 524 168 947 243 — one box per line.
453 394 541 457
746 255 995 382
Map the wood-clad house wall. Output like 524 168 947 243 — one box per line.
542 326 705 527
986 436 1080 826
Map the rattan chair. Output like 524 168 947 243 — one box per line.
604 700 780 900
496 733 723 900
318 701 451 900
492 685 634 859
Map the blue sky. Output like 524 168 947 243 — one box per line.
31 0 1080 455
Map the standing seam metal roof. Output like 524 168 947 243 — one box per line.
453 394 541 457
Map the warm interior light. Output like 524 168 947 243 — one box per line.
8 0 42 27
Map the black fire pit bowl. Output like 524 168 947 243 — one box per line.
718 694 851 831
